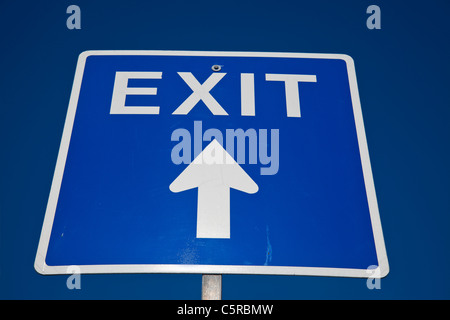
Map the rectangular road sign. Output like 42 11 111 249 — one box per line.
35 50 389 277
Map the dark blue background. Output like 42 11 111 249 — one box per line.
1 0 449 299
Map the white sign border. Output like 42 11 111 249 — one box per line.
34 50 389 278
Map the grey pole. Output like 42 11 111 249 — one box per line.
201 274 222 300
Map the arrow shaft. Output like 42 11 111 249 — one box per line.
197 183 230 239
169 139 258 239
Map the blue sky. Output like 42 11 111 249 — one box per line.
1 0 449 299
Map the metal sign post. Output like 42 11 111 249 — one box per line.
202 274 222 300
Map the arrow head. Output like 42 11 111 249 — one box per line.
169 139 259 194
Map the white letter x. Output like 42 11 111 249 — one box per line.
172 72 228 115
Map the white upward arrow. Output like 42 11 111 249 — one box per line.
169 139 259 239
